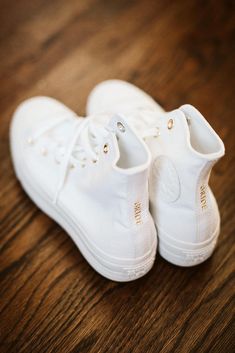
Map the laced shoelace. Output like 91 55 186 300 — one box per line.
92 105 164 139
28 108 164 204
29 115 108 204
112 109 163 139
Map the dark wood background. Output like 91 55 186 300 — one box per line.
0 0 234 352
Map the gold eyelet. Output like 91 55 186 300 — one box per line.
117 121 125 133
92 159 98 163
167 119 174 130
103 143 109 153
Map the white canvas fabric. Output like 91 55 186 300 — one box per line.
87 80 225 266
10 96 157 281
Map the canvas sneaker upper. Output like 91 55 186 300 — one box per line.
87 80 225 266
10 96 157 281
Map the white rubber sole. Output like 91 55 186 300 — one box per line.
157 226 219 267
11 148 156 282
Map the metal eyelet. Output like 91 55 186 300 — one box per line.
117 122 125 133
103 143 109 153
167 119 174 130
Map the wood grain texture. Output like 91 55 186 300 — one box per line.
0 0 234 352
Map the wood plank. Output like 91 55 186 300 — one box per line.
0 0 234 352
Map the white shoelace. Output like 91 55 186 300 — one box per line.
29 108 163 204
30 115 108 204
92 106 163 139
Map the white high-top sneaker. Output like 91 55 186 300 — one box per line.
87 80 225 267
10 96 157 281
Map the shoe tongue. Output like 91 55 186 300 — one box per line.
72 119 110 161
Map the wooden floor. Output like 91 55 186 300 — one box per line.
0 0 234 352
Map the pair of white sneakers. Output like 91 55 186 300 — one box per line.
10 80 225 282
